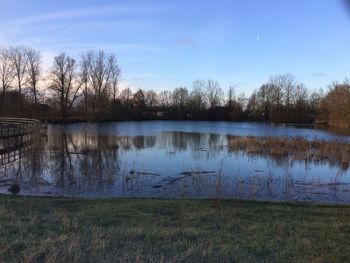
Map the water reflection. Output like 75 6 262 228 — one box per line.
0 122 350 203
47 128 121 193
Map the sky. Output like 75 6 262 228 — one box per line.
0 0 350 95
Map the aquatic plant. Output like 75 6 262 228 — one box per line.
227 136 350 169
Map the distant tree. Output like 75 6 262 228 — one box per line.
119 88 133 111
308 89 324 120
268 75 284 107
81 50 120 118
110 59 121 102
280 74 297 108
49 53 80 120
145 90 158 110
206 80 223 108
269 74 302 120
246 91 258 118
80 52 91 115
25 48 41 104
256 84 275 120
172 87 189 114
226 87 245 120
2 44 349 125
323 80 350 128
0 47 14 96
132 89 146 112
237 92 247 110
158 90 172 109
10 46 28 109
226 86 236 108
190 79 206 112
293 84 308 109
292 84 310 123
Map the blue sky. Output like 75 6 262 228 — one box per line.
0 0 350 94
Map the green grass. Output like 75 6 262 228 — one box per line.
1 196 350 262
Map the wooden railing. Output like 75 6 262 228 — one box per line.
0 118 42 166
0 117 41 138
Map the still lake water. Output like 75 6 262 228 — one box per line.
1 121 350 203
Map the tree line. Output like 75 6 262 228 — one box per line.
0 46 349 128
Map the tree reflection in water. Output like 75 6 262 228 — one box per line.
48 127 121 190
1 125 350 203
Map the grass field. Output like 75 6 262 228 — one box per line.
1 196 350 262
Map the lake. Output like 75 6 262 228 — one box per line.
1 121 350 203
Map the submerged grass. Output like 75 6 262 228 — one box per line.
1 196 350 262
227 135 350 168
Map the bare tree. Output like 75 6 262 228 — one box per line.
309 89 323 115
191 79 206 111
268 75 284 107
172 87 189 110
158 90 172 109
49 53 80 120
247 91 258 116
206 79 223 108
110 56 121 102
132 89 146 111
145 90 158 109
294 84 308 105
26 48 41 104
119 87 133 110
256 84 275 120
237 92 247 111
80 52 91 115
227 85 237 108
10 46 28 108
270 74 299 108
0 47 14 96
81 50 120 118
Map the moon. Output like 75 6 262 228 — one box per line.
256 35 260 41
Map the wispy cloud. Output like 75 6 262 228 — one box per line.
0 3 167 45
4 4 166 25
0 2 167 54
38 42 163 54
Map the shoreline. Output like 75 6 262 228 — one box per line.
1 194 350 206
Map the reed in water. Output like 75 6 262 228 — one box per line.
227 136 350 169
